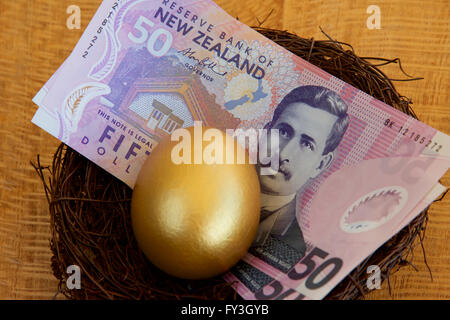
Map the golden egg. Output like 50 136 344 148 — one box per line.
131 125 260 279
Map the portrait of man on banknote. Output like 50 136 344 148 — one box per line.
249 85 349 271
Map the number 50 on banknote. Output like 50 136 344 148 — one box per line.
31 0 450 299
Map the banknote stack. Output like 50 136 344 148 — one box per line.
32 0 449 300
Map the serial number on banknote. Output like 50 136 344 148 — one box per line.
384 118 443 152
82 1 122 58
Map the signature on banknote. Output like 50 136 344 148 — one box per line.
178 47 227 76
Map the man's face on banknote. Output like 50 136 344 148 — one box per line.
257 102 337 196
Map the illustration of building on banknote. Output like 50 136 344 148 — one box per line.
98 47 239 142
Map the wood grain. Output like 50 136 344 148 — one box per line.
0 0 448 299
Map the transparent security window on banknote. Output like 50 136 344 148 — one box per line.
31 0 450 300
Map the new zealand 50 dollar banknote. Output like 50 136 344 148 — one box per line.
32 0 450 299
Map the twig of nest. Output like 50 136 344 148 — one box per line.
32 27 429 300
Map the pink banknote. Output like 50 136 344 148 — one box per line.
31 0 450 299
230 181 447 300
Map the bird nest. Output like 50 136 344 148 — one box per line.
33 27 430 300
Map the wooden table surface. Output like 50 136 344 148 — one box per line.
0 0 448 299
